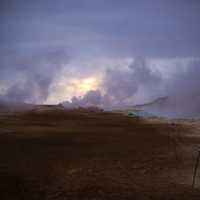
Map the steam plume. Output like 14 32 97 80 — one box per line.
0 48 68 103
63 57 200 118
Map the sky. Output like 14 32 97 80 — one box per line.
1 0 200 111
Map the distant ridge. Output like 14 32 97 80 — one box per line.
0 100 34 112
134 96 169 110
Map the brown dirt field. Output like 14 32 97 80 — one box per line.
0 109 200 199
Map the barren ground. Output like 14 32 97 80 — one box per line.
1 109 200 199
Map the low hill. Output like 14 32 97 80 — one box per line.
0 100 34 112
134 96 169 110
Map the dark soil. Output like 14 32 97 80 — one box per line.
0 109 200 199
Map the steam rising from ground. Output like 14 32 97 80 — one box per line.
1 53 200 118
161 59 200 117
63 57 200 118
0 48 68 104
63 57 162 109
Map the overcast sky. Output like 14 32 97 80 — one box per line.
1 0 200 57
0 0 200 105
